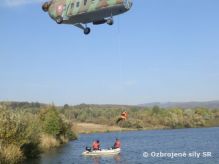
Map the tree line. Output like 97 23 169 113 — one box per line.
62 104 219 129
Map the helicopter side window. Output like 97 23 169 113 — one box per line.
71 3 74 9
84 0 87 6
76 2 80 7
66 3 74 16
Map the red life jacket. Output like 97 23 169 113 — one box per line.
114 140 121 148
92 142 100 150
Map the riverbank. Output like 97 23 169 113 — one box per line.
76 122 219 135
75 122 169 134
75 123 133 134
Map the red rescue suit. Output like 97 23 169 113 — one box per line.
114 140 121 149
92 141 100 150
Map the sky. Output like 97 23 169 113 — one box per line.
0 0 219 105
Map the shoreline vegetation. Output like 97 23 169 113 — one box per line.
76 122 134 134
75 122 166 134
0 102 219 163
0 104 77 164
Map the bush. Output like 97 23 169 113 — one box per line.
38 106 78 150
0 108 41 162
0 144 23 164
65 126 78 140
0 108 40 145
118 120 133 128
0 104 78 163
39 134 60 150
39 107 63 137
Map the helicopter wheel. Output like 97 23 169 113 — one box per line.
84 27 91 35
107 18 114 25
56 16 63 24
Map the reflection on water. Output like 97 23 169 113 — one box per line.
86 154 121 164
26 151 122 164
114 154 121 163
91 156 100 164
26 127 219 164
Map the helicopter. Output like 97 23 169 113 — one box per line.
42 0 132 35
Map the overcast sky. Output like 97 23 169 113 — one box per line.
0 0 219 105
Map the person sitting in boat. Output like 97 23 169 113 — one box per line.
92 140 100 151
92 140 96 148
113 138 121 149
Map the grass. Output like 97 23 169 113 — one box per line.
39 134 60 151
0 144 23 164
75 122 133 134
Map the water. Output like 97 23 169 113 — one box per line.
27 127 219 164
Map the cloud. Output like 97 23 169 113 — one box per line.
2 0 44 7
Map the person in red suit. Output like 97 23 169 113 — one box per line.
92 140 100 150
113 138 121 149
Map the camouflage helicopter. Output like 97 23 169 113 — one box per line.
42 0 132 35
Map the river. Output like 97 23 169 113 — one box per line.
26 127 219 164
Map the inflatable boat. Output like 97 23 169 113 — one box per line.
82 148 121 156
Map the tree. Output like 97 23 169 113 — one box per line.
152 106 160 115
40 107 62 137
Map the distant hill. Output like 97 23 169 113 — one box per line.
140 101 219 109
1 100 219 109
0 101 139 110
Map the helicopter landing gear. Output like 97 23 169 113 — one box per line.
74 23 91 35
107 18 114 25
55 16 63 24
84 27 91 35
